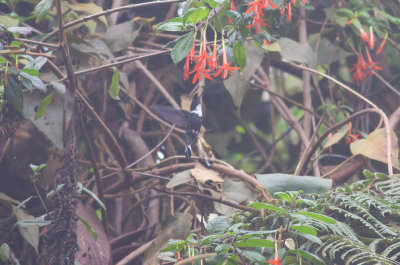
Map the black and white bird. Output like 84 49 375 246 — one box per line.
152 95 202 158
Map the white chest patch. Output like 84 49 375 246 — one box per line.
190 104 202 117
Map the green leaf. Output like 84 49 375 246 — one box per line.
21 68 40 77
157 21 184 32
290 225 317 236
50 81 66 94
275 192 292 203
77 182 106 210
215 244 231 252
234 238 274 248
185 7 210 24
7 26 33 34
256 174 332 195
35 93 53 120
78 216 98 240
19 72 46 91
277 37 313 65
0 56 8 63
295 211 336 224
33 0 53 22
171 31 195 64
288 249 326 265
5 76 23 113
0 243 10 262
29 163 47 172
206 216 228 235
108 68 120 100
233 42 246 69
248 202 286 213
241 251 265 263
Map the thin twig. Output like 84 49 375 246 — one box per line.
41 0 182 43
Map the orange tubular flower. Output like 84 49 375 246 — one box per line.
303 0 306 4
230 0 236 10
209 40 218 70
360 28 368 42
246 12 270 34
245 0 264 15
266 250 281 265
369 27 374 50
350 54 368 85
190 38 213 84
214 44 240 79
280 4 285 16
376 34 387 55
366 50 381 76
291 0 296 4
287 3 292 22
345 122 361 144
262 0 278 9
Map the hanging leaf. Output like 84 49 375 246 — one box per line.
350 128 399 169
295 211 336 224
35 93 53 120
33 0 52 22
233 42 246 69
78 216 98 240
108 68 120 100
323 123 349 149
5 76 23 113
14 208 39 253
235 238 274 248
171 31 195 64
278 37 313 65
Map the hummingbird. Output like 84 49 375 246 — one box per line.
152 94 202 158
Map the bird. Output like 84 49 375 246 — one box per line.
152 94 202 158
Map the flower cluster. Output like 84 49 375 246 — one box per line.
348 22 387 84
242 0 307 33
184 32 240 84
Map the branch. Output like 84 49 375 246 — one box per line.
152 187 259 213
41 0 181 43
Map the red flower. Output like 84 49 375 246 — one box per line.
262 0 278 9
350 54 368 84
303 0 306 4
247 12 270 34
345 122 361 144
209 41 218 70
214 44 240 79
188 44 196 61
376 34 387 55
360 28 368 42
230 0 236 10
366 50 381 76
291 0 296 4
245 0 264 15
183 56 190 80
287 2 292 22
177 251 182 261
266 250 281 265
369 27 374 50
190 38 213 84
280 4 285 16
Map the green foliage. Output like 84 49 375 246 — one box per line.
162 171 400 264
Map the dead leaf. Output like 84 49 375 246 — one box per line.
350 128 399 169
76 203 110 265
323 123 349 149
14 208 39 253
166 170 193 189
180 94 191 112
190 163 223 192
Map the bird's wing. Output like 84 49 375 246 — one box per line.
151 105 188 128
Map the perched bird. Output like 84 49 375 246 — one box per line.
152 94 202 158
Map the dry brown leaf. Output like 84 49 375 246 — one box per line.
190 163 223 192
350 128 399 169
323 123 349 149
180 94 191 112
